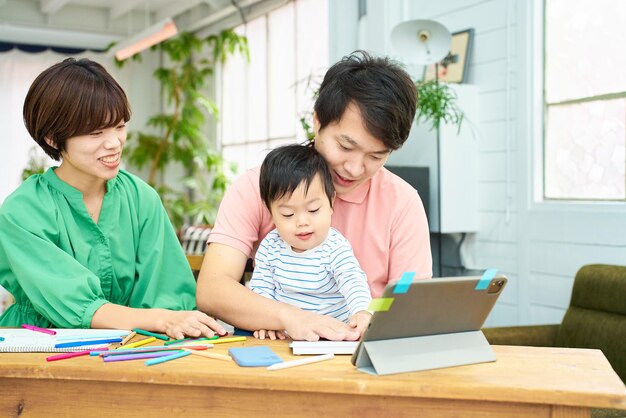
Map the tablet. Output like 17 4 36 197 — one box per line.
351 274 507 366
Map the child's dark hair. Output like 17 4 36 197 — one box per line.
23 57 131 161
260 143 334 211
314 50 417 151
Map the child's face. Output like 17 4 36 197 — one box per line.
270 174 333 253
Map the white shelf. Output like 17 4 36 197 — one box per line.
387 84 479 233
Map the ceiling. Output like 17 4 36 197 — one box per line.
0 0 286 50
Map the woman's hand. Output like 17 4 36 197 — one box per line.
161 310 227 340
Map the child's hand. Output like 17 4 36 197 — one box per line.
254 329 287 340
162 310 227 340
348 310 372 337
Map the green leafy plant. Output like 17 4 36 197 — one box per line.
21 146 48 181
415 80 464 132
118 30 248 229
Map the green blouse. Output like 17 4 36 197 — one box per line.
0 168 197 328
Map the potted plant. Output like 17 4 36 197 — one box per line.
299 77 464 140
414 80 463 132
117 30 248 230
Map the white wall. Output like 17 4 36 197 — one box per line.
328 0 626 327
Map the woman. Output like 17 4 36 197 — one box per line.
0 58 225 339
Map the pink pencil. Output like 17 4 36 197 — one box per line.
46 347 108 362
22 324 56 335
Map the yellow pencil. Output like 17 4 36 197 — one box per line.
120 336 156 349
120 331 136 346
183 349 231 361
210 336 247 345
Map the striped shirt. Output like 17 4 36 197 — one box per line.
248 228 372 323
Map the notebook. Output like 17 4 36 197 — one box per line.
0 328 130 353
290 341 358 355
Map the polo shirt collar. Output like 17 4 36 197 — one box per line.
336 178 371 204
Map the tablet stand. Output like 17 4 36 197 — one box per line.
354 330 495 376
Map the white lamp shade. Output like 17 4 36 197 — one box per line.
391 19 452 65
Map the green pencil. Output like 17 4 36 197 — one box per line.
132 328 169 341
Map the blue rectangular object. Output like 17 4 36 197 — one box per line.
228 346 283 367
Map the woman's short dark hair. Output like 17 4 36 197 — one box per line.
260 143 335 211
313 50 417 151
23 58 131 161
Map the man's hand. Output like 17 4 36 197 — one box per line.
280 307 360 341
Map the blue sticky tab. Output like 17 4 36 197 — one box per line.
393 271 416 294
476 268 498 290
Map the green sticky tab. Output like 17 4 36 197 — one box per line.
368 298 394 312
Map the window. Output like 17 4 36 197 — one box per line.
544 0 626 200
219 0 329 176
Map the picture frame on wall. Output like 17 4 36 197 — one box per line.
424 28 474 83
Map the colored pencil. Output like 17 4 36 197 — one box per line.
103 351 174 362
22 324 56 335
183 349 231 361
101 345 209 357
267 353 334 371
210 336 246 344
145 350 190 366
120 331 136 345
54 338 122 348
46 347 108 362
55 331 129 341
132 328 169 341
164 335 219 346
119 336 156 349
90 348 110 356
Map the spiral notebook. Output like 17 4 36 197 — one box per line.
0 328 130 353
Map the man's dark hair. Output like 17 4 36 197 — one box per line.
314 50 417 151
260 143 335 211
23 58 131 161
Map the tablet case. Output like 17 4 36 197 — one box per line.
228 346 283 367
352 275 507 375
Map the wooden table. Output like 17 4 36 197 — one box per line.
1 338 625 417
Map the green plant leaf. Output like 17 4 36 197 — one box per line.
118 29 247 229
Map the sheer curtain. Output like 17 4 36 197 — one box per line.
0 48 127 314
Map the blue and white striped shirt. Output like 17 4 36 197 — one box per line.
249 228 372 323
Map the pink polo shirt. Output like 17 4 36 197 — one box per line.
208 166 432 297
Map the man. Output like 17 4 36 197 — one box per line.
197 51 431 341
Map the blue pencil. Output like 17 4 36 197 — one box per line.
55 337 122 348
145 350 190 366
0 337 4 342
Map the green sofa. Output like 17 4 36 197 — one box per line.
483 264 626 417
